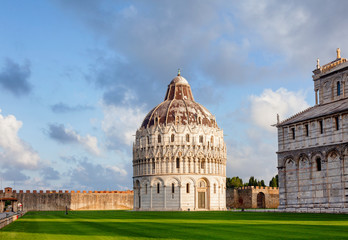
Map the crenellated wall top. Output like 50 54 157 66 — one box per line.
0 188 133 194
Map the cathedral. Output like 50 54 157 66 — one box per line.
276 49 348 213
133 72 227 211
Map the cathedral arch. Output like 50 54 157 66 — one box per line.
310 152 324 172
298 153 309 168
165 177 181 186
282 155 294 167
343 145 348 156
151 177 164 186
284 157 296 169
326 148 340 160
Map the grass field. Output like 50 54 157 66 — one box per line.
1 211 348 239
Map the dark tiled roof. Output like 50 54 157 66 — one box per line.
140 75 218 129
277 98 348 126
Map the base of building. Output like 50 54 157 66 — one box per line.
278 207 348 214
134 207 227 211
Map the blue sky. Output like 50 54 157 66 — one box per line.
1 0 348 191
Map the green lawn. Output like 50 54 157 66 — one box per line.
1 211 348 239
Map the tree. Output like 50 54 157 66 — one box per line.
269 174 279 187
246 176 265 187
260 180 265 187
226 176 243 188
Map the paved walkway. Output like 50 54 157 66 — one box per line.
0 212 15 219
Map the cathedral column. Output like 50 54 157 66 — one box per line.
178 184 182 210
340 156 345 208
218 184 220 210
209 159 212 174
164 185 166 210
343 81 345 97
150 185 153 209
170 158 173 173
194 185 197 210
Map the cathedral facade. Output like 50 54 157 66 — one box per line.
133 73 226 211
276 49 348 213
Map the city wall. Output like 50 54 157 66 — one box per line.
1 186 278 211
226 186 279 209
0 188 133 212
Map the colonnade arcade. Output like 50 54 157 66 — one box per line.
133 157 225 176
278 145 348 209
133 177 225 210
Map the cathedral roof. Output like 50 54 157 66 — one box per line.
277 97 348 126
140 73 217 129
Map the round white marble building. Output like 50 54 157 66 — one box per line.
133 73 227 211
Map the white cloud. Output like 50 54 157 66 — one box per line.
0 109 40 169
108 165 127 176
249 88 310 132
48 123 101 155
101 102 146 148
226 136 277 183
226 87 311 182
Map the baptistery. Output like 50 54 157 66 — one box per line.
133 72 227 211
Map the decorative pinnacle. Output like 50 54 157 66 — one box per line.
177 68 181 76
337 48 341 59
316 58 320 69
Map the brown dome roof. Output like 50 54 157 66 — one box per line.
141 74 217 128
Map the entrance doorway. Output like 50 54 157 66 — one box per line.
198 192 205 208
197 179 208 209
257 192 265 208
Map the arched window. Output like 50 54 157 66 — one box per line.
158 134 161 143
319 120 323 134
176 158 180 168
201 160 205 169
172 183 175 194
147 136 150 144
316 158 321 171
186 183 190 193
337 81 341 96
171 134 175 142
157 183 160 193
335 116 340 130
199 135 203 143
214 184 216 194
145 184 148 194
186 134 190 142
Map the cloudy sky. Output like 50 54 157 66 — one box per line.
0 0 347 191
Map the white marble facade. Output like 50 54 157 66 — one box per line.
133 73 227 211
276 49 348 213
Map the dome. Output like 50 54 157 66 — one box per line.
141 74 217 128
170 75 189 85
